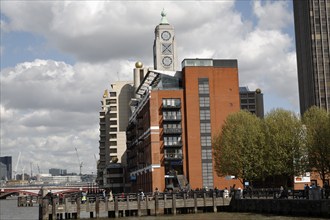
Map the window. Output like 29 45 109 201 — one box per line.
200 123 211 133
200 109 210 120
110 92 116 97
109 120 117 125
109 148 117 153
110 106 117 111
202 149 212 159
201 136 212 146
110 113 117 118
198 78 210 94
164 136 182 146
162 98 181 107
163 111 181 120
199 97 210 107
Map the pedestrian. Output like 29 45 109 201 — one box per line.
323 181 329 199
81 191 87 204
140 191 145 201
304 184 309 199
224 187 229 198
154 187 160 198
108 190 113 202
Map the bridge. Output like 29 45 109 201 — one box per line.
0 185 95 199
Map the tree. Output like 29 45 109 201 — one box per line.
213 110 265 183
303 106 330 184
263 109 305 186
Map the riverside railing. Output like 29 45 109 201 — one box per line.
235 188 329 200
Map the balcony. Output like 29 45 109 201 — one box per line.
163 128 182 134
163 115 182 121
164 141 183 147
164 153 183 160
162 103 181 109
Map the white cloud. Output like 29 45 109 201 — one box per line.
0 59 136 174
0 1 299 174
253 0 293 30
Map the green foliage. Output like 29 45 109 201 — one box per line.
263 109 305 177
302 106 330 183
213 110 265 182
213 108 308 184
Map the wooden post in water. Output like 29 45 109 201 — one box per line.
51 198 56 220
146 195 149 215
212 192 217 213
122 196 126 217
76 195 81 219
114 196 119 218
96 196 100 218
203 192 206 210
183 193 187 207
40 197 49 220
194 192 197 213
137 194 141 217
172 193 176 215
164 194 167 214
17 196 21 207
154 194 159 216
39 187 49 220
126 195 130 216
105 195 109 212
64 197 69 219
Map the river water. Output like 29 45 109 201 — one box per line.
0 198 327 220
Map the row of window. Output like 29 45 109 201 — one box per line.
198 83 210 94
106 99 117 105
199 97 210 107
163 123 181 129
162 98 181 107
201 149 212 160
198 78 213 188
200 123 211 133
164 136 182 145
200 109 210 120
240 99 256 104
201 136 212 147
163 111 182 120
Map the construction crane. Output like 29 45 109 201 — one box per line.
94 154 99 166
75 147 83 175
37 163 41 174
13 152 21 180
30 162 33 179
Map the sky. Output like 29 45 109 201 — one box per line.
0 0 299 176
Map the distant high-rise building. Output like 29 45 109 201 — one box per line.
49 168 67 176
97 81 136 191
239 87 264 118
293 0 330 114
0 162 8 181
0 156 12 180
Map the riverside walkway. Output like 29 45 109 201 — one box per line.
18 191 231 220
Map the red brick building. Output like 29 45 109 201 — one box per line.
127 59 242 192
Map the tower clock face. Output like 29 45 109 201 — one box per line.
161 31 171 41
162 56 172 66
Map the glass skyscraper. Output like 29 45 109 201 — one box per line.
293 0 330 114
